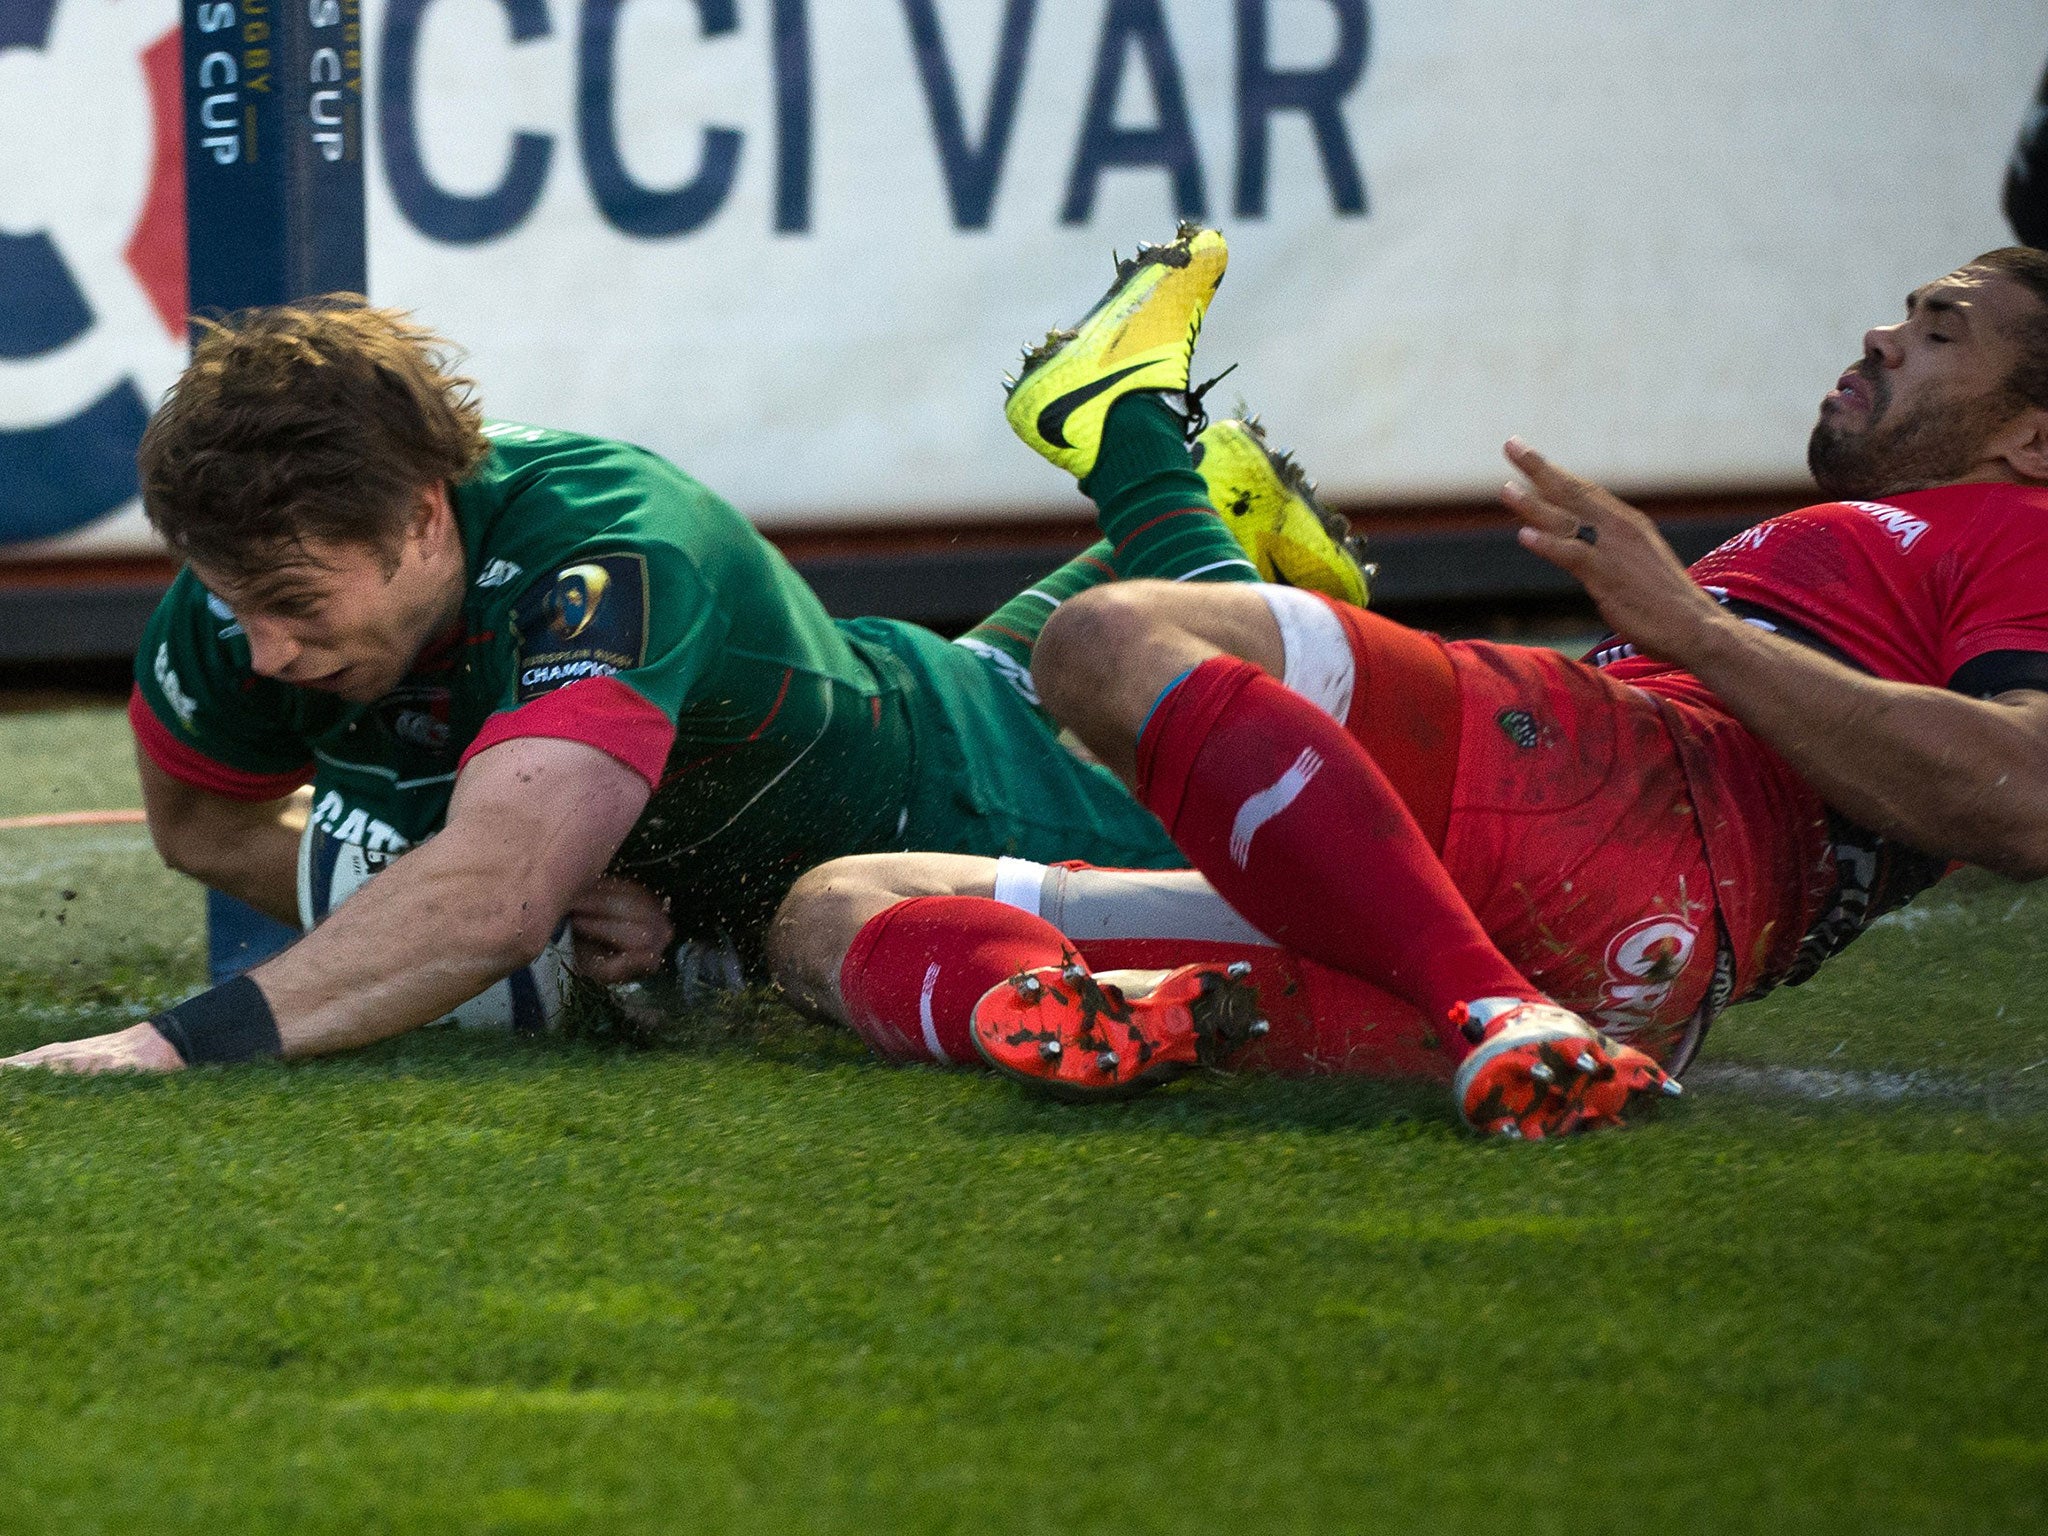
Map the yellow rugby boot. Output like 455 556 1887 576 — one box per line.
1193 415 1375 606
1004 223 1228 480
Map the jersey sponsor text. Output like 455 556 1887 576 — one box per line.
154 644 197 728
1845 501 1929 552
308 789 412 854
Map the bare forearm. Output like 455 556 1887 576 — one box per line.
1 738 655 1076
1677 616 2048 875
253 740 648 1059
1501 442 2048 879
2 846 542 1075
252 836 548 1058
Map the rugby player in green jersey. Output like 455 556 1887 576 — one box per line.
3 227 1367 1073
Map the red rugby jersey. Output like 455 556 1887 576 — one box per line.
1603 480 2048 699
1594 480 2048 999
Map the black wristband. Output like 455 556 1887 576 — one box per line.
149 975 284 1065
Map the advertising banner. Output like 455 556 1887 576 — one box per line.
1 0 2041 556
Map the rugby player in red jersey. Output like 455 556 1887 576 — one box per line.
772 247 2048 1137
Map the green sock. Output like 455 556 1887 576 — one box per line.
1080 395 1258 585
955 541 1120 698
955 395 1260 710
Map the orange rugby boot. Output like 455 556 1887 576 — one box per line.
971 957 1267 1100
1450 997 1681 1139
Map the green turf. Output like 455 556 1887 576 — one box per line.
0 706 203 1030
0 704 2044 1535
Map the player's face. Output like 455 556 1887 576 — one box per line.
191 486 466 704
1808 267 2043 499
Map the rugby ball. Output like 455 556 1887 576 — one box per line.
296 821 570 1032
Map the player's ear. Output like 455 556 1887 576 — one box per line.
2000 405 2048 484
406 481 456 546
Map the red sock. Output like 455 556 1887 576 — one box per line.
1137 656 1542 1042
838 896 1070 1066
1076 937 1453 1080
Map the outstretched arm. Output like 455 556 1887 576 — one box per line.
5 735 652 1073
1502 440 2048 881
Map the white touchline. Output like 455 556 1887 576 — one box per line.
1685 1064 1960 1102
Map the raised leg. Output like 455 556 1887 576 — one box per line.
1033 581 1677 1134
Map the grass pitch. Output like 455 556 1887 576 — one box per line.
0 705 2044 1535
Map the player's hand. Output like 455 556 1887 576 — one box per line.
1501 439 1729 663
0 1022 187 1075
567 875 674 984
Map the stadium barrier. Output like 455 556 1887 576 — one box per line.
4 1 2038 582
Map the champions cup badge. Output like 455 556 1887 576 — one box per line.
545 564 612 640
514 554 648 702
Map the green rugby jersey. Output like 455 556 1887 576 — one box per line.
132 425 1179 950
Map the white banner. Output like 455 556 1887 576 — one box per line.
0 0 2041 553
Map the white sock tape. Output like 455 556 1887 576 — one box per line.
1258 585 1355 724
991 857 1051 917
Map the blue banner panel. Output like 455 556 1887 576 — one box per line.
0 231 97 361
182 0 368 315
0 381 153 542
